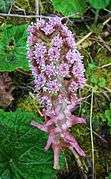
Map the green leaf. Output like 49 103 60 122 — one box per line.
108 173 111 179
0 109 65 178
0 24 29 72
88 63 97 70
89 0 110 10
90 75 98 85
98 77 106 88
0 0 14 13
51 0 87 16
105 109 111 126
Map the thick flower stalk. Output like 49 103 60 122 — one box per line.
27 16 86 169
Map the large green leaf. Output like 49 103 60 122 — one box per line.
0 109 65 179
89 0 110 9
51 0 87 16
0 0 14 13
0 24 29 72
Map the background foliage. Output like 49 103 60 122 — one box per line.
52 0 111 16
0 24 29 71
0 0 14 13
0 109 65 178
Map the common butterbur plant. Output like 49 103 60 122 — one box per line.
27 16 86 169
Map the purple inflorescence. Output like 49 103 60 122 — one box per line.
48 47 60 61
27 16 86 169
59 63 69 77
51 34 63 48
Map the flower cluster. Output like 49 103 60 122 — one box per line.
27 16 86 169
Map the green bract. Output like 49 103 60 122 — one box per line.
0 24 29 72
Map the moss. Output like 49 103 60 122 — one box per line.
17 95 41 113
16 0 34 12
96 48 111 66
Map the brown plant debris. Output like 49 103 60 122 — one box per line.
0 73 14 107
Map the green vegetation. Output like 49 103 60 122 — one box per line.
0 108 65 178
0 24 29 71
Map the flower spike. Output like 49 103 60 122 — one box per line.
27 16 86 169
